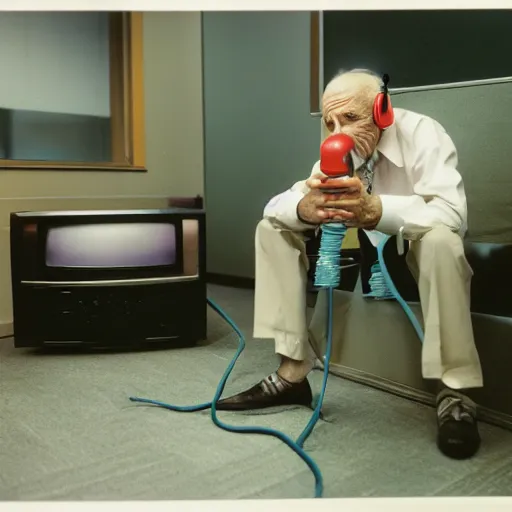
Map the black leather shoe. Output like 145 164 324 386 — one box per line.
215 372 313 411
436 389 481 460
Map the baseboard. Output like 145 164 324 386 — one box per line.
326 362 512 432
207 273 255 289
0 321 13 339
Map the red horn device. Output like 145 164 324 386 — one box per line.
319 133 355 193
320 133 355 178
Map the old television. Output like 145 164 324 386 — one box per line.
10 208 206 348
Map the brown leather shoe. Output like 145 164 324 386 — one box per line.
215 372 313 411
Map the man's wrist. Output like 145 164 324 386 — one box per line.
296 201 318 226
364 195 383 230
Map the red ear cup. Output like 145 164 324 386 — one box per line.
373 73 394 130
373 92 394 130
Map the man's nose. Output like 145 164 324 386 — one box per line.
331 118 347 134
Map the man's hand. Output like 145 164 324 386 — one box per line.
297 173 382 229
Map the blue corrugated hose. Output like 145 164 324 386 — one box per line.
129 227 424 499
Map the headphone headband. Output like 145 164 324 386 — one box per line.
382 73 390 92
381 73 390 113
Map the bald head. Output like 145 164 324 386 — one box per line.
324 69 381 102
322 69 383 159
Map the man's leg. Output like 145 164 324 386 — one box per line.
406 226 483 459
216 219 316 410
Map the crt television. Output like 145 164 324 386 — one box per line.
10 208 206 348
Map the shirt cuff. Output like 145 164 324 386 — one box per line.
266 190 317 231
375 194 412 235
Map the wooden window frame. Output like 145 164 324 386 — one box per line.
0 12 146 173
310 11 321 116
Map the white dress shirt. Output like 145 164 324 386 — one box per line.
263 108 468 241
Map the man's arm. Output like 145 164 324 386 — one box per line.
263 161 322 231
375 117 467 240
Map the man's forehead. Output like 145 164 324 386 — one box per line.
322 73 378 114
322 92 359 115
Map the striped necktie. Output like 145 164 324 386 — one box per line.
358 151 379 194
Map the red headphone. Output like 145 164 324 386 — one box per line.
372 73 394 130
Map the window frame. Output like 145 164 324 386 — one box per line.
309 11 321 117
0 12 146 173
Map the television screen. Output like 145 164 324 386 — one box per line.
45 223 177 268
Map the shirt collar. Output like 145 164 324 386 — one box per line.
376 122 404 168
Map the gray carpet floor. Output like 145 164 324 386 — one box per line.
1 284 512 501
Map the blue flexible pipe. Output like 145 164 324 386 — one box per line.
373 235 424 341
129 295 328 498
129 229 424 499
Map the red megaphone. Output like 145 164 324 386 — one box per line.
320 133 355 178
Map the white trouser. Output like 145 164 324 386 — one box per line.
253 218 483 390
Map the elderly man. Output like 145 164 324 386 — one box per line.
216 69 483 460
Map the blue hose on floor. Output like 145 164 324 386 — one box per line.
129 295 326 498
128 227 424 499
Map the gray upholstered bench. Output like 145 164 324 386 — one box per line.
308 240 512 431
